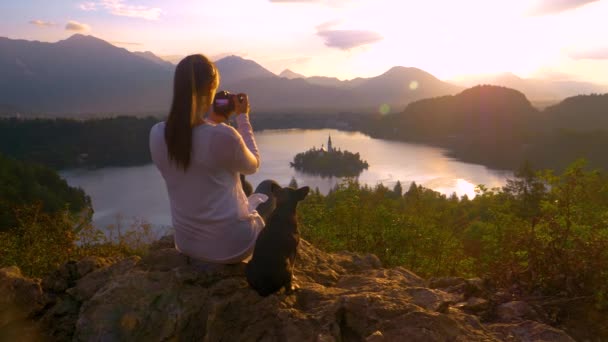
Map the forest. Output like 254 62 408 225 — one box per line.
1 87 606 172
359 87 608 171
0 153 90 232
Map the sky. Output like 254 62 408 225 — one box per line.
1 0 608 83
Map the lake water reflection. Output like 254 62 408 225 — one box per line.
61 129 510 229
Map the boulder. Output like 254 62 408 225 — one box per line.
0 237 577 342
496 301 539 323
488 321 575 342
0 266 45 340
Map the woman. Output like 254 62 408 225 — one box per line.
149 54 265 264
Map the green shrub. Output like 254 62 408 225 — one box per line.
299 161 608 308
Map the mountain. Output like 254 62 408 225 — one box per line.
133 51 174 69
363 85 541 169
542 93 608 131
279 69 305 79
215 55 277 84
305 76 347 88
452 72 608 103
380 85 538 141
0 35 461 114
219 57 462 112
0 34 173 114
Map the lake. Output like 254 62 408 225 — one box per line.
61 129 510 230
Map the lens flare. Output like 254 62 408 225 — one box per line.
379 103 391 115
409 81 419 90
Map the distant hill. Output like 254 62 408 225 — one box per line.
541 93 608 131
215 55 277 85
452 72 608 103
0 34 174 114
220 58 462 112
363 85 608 170
133 51 174 69
377 85 538 142
364 85 541 168
279 69 305 79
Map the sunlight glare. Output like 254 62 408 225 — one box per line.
455 178 476 199
379 103 391 115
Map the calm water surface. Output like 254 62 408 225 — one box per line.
61 129 510 229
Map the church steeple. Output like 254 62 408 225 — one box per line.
327 134 333 152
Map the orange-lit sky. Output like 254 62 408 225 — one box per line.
2 0 608 83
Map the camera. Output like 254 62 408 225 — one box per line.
213 90 244 116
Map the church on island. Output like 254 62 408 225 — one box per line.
290 134 369 177
312 135 337 154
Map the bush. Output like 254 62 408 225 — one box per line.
0 204 158 278
298 161 608 308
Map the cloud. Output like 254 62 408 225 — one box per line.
315 21 382 50
316 20 342 32
317 30 383 50
110 41 143 46
527 0 599 15
29 20 56 27
79 2 97 11
270 0 320 2
569 47 608 60
79 0 162 20
65 20 91 32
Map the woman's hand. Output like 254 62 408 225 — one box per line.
235 93 250 115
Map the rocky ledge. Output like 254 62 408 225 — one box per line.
0 237 581 341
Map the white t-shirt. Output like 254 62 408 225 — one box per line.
149 114 264 263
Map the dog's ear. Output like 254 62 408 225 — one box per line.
296 186 310 201
271 182 282 197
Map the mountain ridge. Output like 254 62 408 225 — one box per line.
452 72 608 102
1 34 603 115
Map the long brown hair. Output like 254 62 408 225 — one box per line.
165 54 219 170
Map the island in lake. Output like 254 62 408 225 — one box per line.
290 135 369 177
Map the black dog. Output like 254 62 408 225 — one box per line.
245 184 309 296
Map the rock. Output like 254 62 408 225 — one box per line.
0 266 45 326
464 277 490 299
429 277 466 290
66 256 140 302
366 330 384 341
488 320 576 342
455 297 491 316
496 301 538 322
42 256 114 293
0 266 45 340
0 237 579 341
148 234 175 251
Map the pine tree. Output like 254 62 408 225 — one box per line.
393 180 403 197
